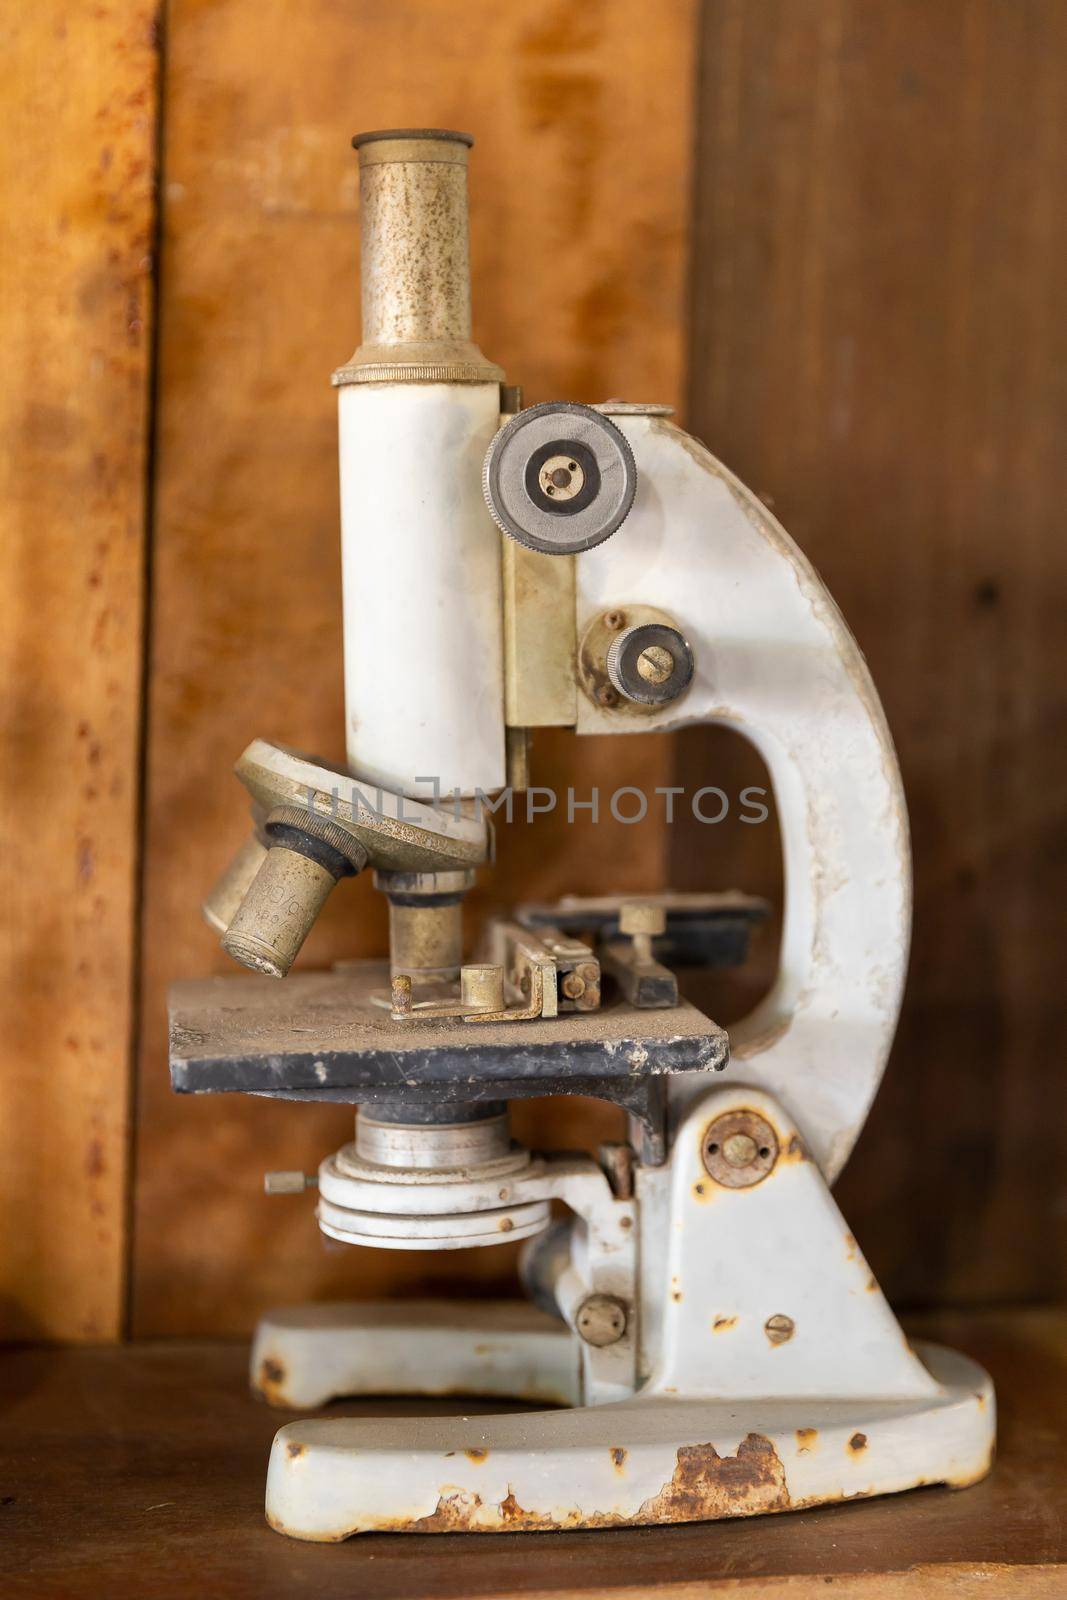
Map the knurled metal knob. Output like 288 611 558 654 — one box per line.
606 622 694 707
619 901 667 938
482 402 636 555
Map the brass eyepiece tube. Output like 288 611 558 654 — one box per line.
336 129 503 383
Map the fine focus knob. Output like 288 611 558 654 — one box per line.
483 402 636 555
605 622 694 706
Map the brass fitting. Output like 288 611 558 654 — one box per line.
619 900 667 964
374 868 475 984
201 807 270 934
334 130 502 386
221 806 368 978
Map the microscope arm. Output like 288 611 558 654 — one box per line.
575 415 911 1182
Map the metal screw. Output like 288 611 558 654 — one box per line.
636 644 674 685
619 901 667 937
561 971 586 1000
765 1313 795 1345
264 1171 315 1195
702 1109 779 1189
722 1133 758 1167
619 900 666 964
575 1294 628 1347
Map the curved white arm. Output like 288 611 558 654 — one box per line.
575 417 911 1181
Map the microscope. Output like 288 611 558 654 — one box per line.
169 129 995 1540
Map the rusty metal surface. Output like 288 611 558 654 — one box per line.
263 1337 994 1540
336 1432 788 1535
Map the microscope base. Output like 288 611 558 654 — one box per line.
254 1090 995 1540
262 1336 993 1540
252 1298 580 1411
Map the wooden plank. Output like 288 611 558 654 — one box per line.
134 0 698 1333
681 0 1067 1304
0 7 158 1339
1 1307 1064 1594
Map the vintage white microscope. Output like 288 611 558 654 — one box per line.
170 129 994 1539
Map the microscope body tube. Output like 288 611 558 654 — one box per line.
339 383 505 798
337 130 506 800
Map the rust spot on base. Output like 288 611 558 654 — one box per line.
849 1432 868 1453
713 1315 737 1332
257 1357 288 1404
692 1181 709 1200
795 1428 818 1453
782 1132 810 1163
636 1435 790 1524
388 1435 790 1533
406 1489 487 1532
610 1447 627 1472
286 1441 305 1460
465 1448 489 1464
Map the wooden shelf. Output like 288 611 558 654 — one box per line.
1 1308 1063 1597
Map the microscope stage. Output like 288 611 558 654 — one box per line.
168 960 727 1105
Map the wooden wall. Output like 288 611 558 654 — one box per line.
0 4 157 1341
2 0 1064 1341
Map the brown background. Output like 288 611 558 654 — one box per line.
1 0 1064 1344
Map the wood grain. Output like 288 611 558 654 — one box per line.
133 0 698 1334
0 5 158 1339
1 1307 1063 1595
682 0 1067 1305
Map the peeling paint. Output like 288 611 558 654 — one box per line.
363 1432 791 1534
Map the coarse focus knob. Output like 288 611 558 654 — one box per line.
605 622 694 706
482 402 636 555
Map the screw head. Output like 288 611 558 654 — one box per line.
575 1294 628 1347
702 1109 779 1189
765 1313 795 1345
605 622 695 707
722 1132 758 1167
636 644 675 685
